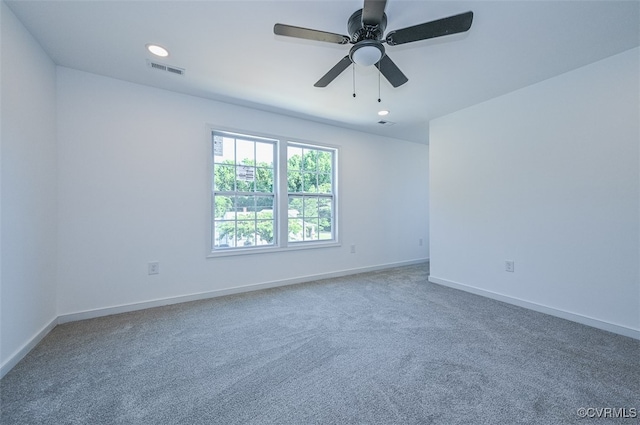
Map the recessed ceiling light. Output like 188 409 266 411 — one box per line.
378 110 390 116
146 44 169 57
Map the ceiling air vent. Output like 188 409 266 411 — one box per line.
147 60 185 76
377 120 396 126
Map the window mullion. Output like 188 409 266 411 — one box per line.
277 140 288 248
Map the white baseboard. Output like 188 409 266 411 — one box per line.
58 259 428 324
428 275 640 340
1 316 58 379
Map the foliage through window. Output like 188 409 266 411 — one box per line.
211 130 337 253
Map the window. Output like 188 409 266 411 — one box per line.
211 130 337 254
287 144 335 242
212 131 276 249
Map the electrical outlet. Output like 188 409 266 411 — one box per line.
350 245 356 254
419 238 423 246
148 261 160 275
505 260 515 273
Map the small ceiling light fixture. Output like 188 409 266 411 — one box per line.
349 40 385 67
378 110 390 116
146 44 169 57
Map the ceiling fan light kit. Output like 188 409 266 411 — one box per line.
350 40 385 67
274 0 473 89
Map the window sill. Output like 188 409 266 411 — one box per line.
207 241 341 258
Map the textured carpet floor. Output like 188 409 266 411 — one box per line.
1 263 638 424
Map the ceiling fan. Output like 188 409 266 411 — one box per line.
274 0 473 88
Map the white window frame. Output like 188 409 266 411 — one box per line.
211 130 278 253
286 142 337 244
208 127 339 257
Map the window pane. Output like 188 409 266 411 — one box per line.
236 139 255 164
287 146 303 170
214 220 235 248
318 173 332 193
236 220 255 246
256 142 273 168
303 218 319 241
303 149 317 171
303 172 318 193
256 219 274 244
255 166 273 192
320 216 332 239
235 165 255 192
214 195 234 219
288 195 303 215
214 164 236 191
213 136 236 164
319 197 331 219
312 197 319 217
319 198 332 237
288 217 303 242
288 171 301 192
236 195 256 217
317 151 332 172
255 195 274 212
303 196 319 218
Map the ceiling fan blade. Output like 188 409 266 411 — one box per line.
274 23 350 45
375 54 408 88
314 56 352 87
385 11 473 46
362 0 387 26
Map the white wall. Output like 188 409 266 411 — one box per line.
56 67 429 317
1 2 58 372
429 48 639 337
0 3 428 374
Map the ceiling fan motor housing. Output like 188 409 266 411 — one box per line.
348 9 387 42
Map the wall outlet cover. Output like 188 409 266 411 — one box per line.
505 260 515 273
148 261 160 275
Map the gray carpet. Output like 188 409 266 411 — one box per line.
1 263 638 424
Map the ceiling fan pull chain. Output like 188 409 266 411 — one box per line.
352 65 356 98
378 66 381 102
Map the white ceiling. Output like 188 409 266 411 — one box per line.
6 0 639 144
